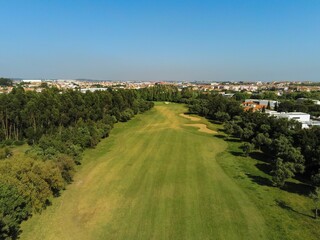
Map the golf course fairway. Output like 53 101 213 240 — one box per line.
21 103 268 240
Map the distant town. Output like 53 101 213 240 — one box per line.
1 79 320 94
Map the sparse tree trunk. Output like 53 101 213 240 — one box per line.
5 111 9 139
1 118 6 139
13 124 16 140
9 124 12 140
33 116 37 131
16 127 19 140
15 124 19 140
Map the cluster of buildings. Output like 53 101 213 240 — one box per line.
241 99 279 112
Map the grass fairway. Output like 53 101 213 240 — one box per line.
21 103 318 240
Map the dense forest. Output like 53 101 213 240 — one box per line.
251 90 320 101
0 87 153 239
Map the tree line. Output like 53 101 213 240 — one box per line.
0 87 153 239
139 84 200 103
277 100 320 117
250 90 320 101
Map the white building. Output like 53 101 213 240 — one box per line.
309 120 320 127
221 93 234 98
22 79 42 83
270 112 310 122
267 111 310 128
80 88 109 93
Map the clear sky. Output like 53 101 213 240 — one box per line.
0 0 319 81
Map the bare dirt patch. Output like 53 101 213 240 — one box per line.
184 123 217 134
179 113 201 121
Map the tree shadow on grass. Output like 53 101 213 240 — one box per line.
248 164 312 196
211 123 224 132
276 199 314 219
227 145 313 198
229 151 244 157
249 151 271 164
255 163 272 175
215 134 226 139
246 173 273 187
281 181 313 197
225 138 242 143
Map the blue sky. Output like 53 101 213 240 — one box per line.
0 0 319 81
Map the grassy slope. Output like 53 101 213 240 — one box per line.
20 103 318 239
217 138 320 240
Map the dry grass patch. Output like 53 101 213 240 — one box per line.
184 123 217 134
179 113 201 121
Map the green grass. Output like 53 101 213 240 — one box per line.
20 103 320 240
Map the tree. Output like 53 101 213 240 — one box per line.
261 91 278 100
270 136 305 187
240 142 254 156
266 101 271 110
234 92 250 101
271 158 295 187
0 78 13 87
241 127 254 141
214 111 230 122
309 187 320 219
252 133 272 150
223 121 234 136
272 136 305 172
0 158 65 213
0 179 29 239
119 108 134 122
259 124 271 133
